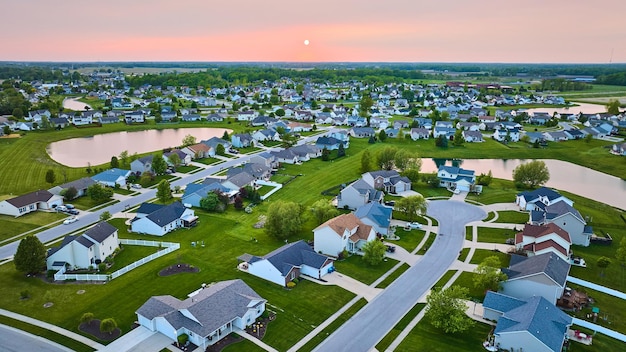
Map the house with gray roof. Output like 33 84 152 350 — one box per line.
239 240 334 286
530 200 591 246
46 222 119 271
0 190 63 217
92 168 131 188
515 187 573 211
181 183 231 208
131 202 197 236
231 133 255 148
49 177 96 199
136 279 266 349
361 170 411 194
337 179 384 210
290 144 322 160
355 202 393 236
483 291 572 352
349 127 375 138
131 155 154 175
227 163 271 180
221 172 256 192
501 253 570 305
437 165 475 192
201 137 231 151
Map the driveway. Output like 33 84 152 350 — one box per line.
313 200 486 352
308 272 383 302
98 326 171 352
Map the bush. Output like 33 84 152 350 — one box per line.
98 263 107 272
177 333 189 345
286 281 296 288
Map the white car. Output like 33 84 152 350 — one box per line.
131 184 142 189
407 222 422 229
63 216 78 225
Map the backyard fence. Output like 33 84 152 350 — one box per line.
257 180 282 200
54 240 180 282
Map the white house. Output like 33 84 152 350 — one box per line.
131 202 198 236
515 187 573 211
410 128 430 140
313 213 377 256
239 240 334 286
501 253 571 305
361 170 411 194
136 279 266 350
530 200 591 247
130 155 154 174
437 165 476 192
91 168 131 188
337 179 384 210
181 143 213 160
49 177 96 199
0 190 63 217
515 223 571 261
482 292 572 352
354 202 393 236
46 222 119 271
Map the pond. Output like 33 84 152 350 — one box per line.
47 128 231 167
524 102 607 116
422 159 626 210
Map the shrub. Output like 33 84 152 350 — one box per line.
286 281 296 288
98 263 107 272
177 333 189 345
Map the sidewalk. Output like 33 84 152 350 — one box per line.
234 328 279 352
0 308 104 350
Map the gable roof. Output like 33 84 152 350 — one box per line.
136 203 165 215
91 168 131 183
225 172 256 188
250 240 331 276
517 187 564 203
136 279 264 338
355 202 392 229
485 292 572 352
502 252 570 288
544 200 585 224
315 213 373 242
145 202 188 225
518 223 571 244
83 222 117 244
5 190 54 208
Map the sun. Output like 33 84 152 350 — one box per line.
304 39 310 46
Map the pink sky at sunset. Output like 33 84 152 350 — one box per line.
2 0 625 63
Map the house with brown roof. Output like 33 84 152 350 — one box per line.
515 223 571 261
0 190 63 217
313 213 377 256
181 143 213 159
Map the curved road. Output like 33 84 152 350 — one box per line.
0 324 72 352
313 200 486 352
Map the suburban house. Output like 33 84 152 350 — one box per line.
221 172 257 192
290 144 322 160
239 240 334 286
462 130 484 142
181 183 231 208
610 142 626 156
354 202 393 236
437 165 476 192
515 187 573 211
530 200 591 246
270 149 299 165
181 143 213 159
46 222 119 271
227 163 271 181
315 136 345 151
337 179 384 210
313 213 377 256
482 291 572 352
91 168 131 188
231 133 255 148
501 252 571 305
410 128 430 140
50 117 70 128
0 190 63 217
131 155 154 174
515 223 571 261
49 177 96 199
131 202 198 236
349 127 376 138
125 111 145 124
361 170 411 194
164 150 191 167
26 109 51 122
136 279 266 350
251 129 280 142
201 137 231 153
493 128 521 142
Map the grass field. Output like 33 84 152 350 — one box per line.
0 212 66 243
376 263 411 289
395 319 493 351
476 226 517 244
466 178 519 204
333 255 399 285
375 303 425 351
390 228 426 252
492 210 528 224
468 249 511 267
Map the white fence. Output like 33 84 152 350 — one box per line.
257 180 282 200
54 240 180 282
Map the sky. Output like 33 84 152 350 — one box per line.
2 0 625 63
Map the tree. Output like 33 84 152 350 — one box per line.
422 173 440 187
321 147 330 161
377 146 397 170
425 286 474 334
110 156 119 169
362 239 387 266
597 256 611 276
435 135 448 148
80 312 94 325
359 92 374 126
378 129 388 142
3 125 10 136
14 235 46 275
167 153 181 170
275 108 285 117
45 169 56 186
615 237 626 267
100 211 112 221
337 143 346 157
265 201 303 240
64 186 78 201
607 99 621 115
156 180 172 203
395 195 427 221
12 107 24 119
584 133 593 143
234 196 244 210
216 144 226 156
151 153 167 175
360 149 373 174
200 192 220 211
100 318 117 335
512 160 550 188
476 170 493 186
401 168 420 185
310 199 339 225
182 134 196 147
453 129 465 146
394 149 421 172
473 256 507 292
87 183 114 202
368 136 376 144
118 150 129 167
222 131 230 141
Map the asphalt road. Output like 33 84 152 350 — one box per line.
0 130 331 261
0 324 71 352
313 200 486 352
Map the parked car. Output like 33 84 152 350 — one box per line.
63 216 78 225
68 209 80 215
56 205 68 212
65 204 75 210
131 183 142 189
407 222 422 229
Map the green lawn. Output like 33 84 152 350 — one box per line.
236 146 262 154
175 165 201 173
257 185 274 197
0 212 66 243
222 339 265 352
270 173 296 184
433 270 457 289
376 263 411 289
466 178 518 204
333 255 399 285
468 249 511 267
465 226 473 241
453 272 487 302
458 248 470 262
195 157 222 165
395 319 493 351
493 210 528 224
69 196 112 211
297 298 368 352
104 245 161 273
566 284 626 334
476 227 517 244
416 233 435 255
390 228 426 252
375 303 426 351
569 325 626 352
